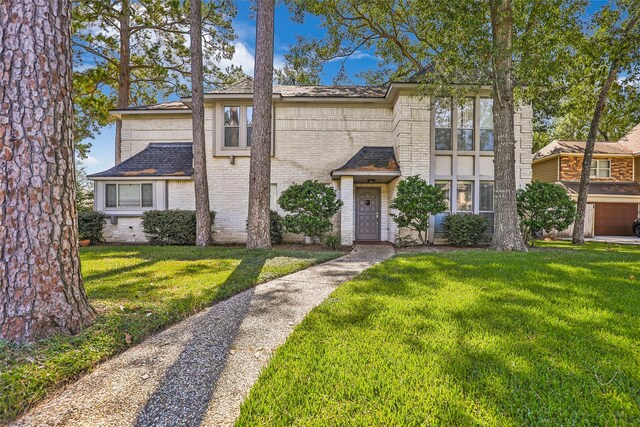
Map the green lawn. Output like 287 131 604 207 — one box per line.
0 245 342 422
237 242 640 426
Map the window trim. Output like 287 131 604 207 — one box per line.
590 159 611 178
215 102 273 157
105 182 155 209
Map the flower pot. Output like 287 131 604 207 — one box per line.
79 239 91 247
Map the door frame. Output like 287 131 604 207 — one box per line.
354 187 381 241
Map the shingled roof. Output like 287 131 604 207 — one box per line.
211 77 388 98
560 181 640 197
619 123 640 154
534 140 632 161
333 147 400 174
89 143 193 179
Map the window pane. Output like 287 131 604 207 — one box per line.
224 106 240 126
480 98 493 129
246 106 253 147
480 129 494 151
434 212 449 233
434 98 452 127
479 181 494 212
224 127 239 147
118 184 140 207
457 98 474 151
598 167 610 178
246 126 252 147
105 184 117 208
141 184 153 207
456 181 473 212
435 129 452 150
436 180 451 211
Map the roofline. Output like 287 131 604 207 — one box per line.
330 170 401 178
533 152 633 163
110 108 192 118
88 176 193 181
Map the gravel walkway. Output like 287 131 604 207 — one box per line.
13 245 394 427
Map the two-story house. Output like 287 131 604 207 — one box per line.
89 77 533 245
532 123 640 237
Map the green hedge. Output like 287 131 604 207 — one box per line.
78 211 106 243
270 210 284 245
142 210 215 245
443 214 490 247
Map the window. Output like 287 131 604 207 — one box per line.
479 181 494 212
246 106 253 147
457 98 474 151
456 181 473 212
224 106 240 147
105 183 153 208
434 98 452 150
590 159 611 178
434 180 452 233
480 98 494 151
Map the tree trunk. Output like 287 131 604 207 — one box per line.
246 0 275 249
572 13 639 244
489 0 527 252
0 0 95 342
190 0 212 246
572 65 620 244
115 0 131 165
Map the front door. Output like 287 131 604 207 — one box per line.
355 188 381 241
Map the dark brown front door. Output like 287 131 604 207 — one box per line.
594 203 638 236
355 188 381 241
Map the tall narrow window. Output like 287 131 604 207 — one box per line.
480 98 494 151
224 106 240 147
457 98 474 151
479 181 494 212
246 106 253 147
105 184 117 208
434 180 451 233
456 181 473 212
434 98 452 150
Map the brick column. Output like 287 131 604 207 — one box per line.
340 176 354 245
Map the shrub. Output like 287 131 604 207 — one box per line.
270 210 284 245
142 210 215 245
516 181 576 246
278 180 343 239
78 211 106 243
443 214 490 246
322 234 341 250
390 175 448 244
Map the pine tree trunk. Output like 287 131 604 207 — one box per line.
246 0 275 249
572 65 620 244
190 0 212 246
115 0 131 165
489 0 527 252
0 0 95 342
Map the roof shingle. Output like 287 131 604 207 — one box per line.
560 180 640 197
534 140 632 160
334 147 400 173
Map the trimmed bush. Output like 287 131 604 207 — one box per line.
142 210 215 245
443 214 490 246
270 210 284 245
78 211 106 243
278 180 343 239
322 234 341 250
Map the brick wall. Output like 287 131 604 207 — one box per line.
560 156 633 181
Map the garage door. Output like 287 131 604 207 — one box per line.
594 203 638 236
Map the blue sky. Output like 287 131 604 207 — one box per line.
80 1 380 174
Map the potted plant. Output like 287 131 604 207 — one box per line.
78 211 106 247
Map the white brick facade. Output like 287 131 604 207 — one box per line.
99 87 533 245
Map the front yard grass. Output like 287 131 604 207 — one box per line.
0 245 342 422
237 242 640 426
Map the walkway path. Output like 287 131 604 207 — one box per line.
14 245 394 427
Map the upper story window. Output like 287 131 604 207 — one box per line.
434 98 452 150
591 159 611 178
457 98 474 151
223 105 253 148
105 183 153 208
480 98 494 151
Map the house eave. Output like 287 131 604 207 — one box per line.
88 176 193 181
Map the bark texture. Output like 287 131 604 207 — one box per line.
246 0 275 249
190 0 212 246
489 0 527 252
0 0 95 342
114 0 131 165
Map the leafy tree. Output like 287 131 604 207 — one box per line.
517 182 576 246
190 0 212 246
75 163 95 212
71 0 236 162
286 0 586 251
278 180 343 239
1 0 95 342
571 4 640 244
247 0 276 249
390 176 448 245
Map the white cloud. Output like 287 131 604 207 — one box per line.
80 155 101 167
216 41 256 76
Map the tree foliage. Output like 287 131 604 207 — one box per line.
71 0 237 156
517 182 576 246
278 180 343 238
390 176 448 245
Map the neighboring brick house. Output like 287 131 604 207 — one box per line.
89 77 533 244
532 123 640 237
